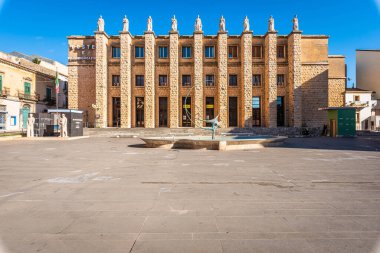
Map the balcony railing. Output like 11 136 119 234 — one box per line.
18 92 39 102
1 88 10 98
346 101 369 107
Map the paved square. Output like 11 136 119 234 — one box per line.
0 136 379 253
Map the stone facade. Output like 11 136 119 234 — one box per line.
264 31 277 127
67 16 346 129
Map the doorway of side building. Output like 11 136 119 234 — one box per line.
277 96 285 127
229 97 238 127
21 105 30 129
182 97 191 127
252 96 261 127
205 97 214 127
112 97 121 127
135 97 144 127
159 97 168 127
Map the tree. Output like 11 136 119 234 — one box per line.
32 58 41 65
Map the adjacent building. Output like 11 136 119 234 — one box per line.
67 15 346 128
0 52 68 131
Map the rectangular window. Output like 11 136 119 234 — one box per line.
46 87 52 100
182 46 191 58
252 46 262 58
252 96 261 127
205 46 215 58
205 75 215 86
11 116 16 126
136 75 144 87
24 82 31 95
277 74 285 86
112 47 121 58
159 46 168 58
229 74 238 86
135 46 144 58
252 75 261 86
112 75 120 86
277 45 286 59
354 95 360 102
228 46 238 58
182 75 191 86
205 97 215 125
159 75 168 86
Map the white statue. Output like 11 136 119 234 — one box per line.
195 15 202 32
60 114 68 138
97 15 104 32
219 16 226 32
26 114 35 138
171 15 177 32
123 15 129 32
293 15 299 31
268 15 275 32
243 16 250 32
147 16 153 32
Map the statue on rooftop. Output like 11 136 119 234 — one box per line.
195 15 202 32
171 15 177 32
243 16 250 32
123 15 129 32
147 16 153 32
97 15 104 32
219 16 226 32
268 15 275 32
293 15 299 31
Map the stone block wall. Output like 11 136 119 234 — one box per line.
120 32 132 128
193 32 204 127
288 32 302 127
144 32 155 128
169 32 179 128
240 31 253 127
264 32 277 127
217 32 228 128
95 32 108 128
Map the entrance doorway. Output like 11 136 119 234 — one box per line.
21 105 30 129
135 97 144 127
205 97 214 127
277 96 285 127
252 96 261 127
159 97 168 127
182 97 191 127
229 97 238 127
112 97 120 127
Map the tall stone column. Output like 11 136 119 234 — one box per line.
169 31 179 128
240 31 253 127
120 31 132 128
194 31 204 128
68 65 78 109
217 31 228 128
288 31 302 127
144 31 155 128
264 31 277 127
95 31 109 128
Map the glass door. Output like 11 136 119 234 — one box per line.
229 97 238 127
136 97 144 127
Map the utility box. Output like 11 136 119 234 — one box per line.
47 109 84 137
320 107 356 137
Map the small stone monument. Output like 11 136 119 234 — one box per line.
268 15 275 32
243 16 250 32
219 16 226 32
97 15 105 32
123 15 129 32
26 114 35 138
60 114 68 138
171 15 177 32
293 15 299 32
195 15 202 32
147 16 153 32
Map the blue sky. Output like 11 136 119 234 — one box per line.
0 0 379 86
